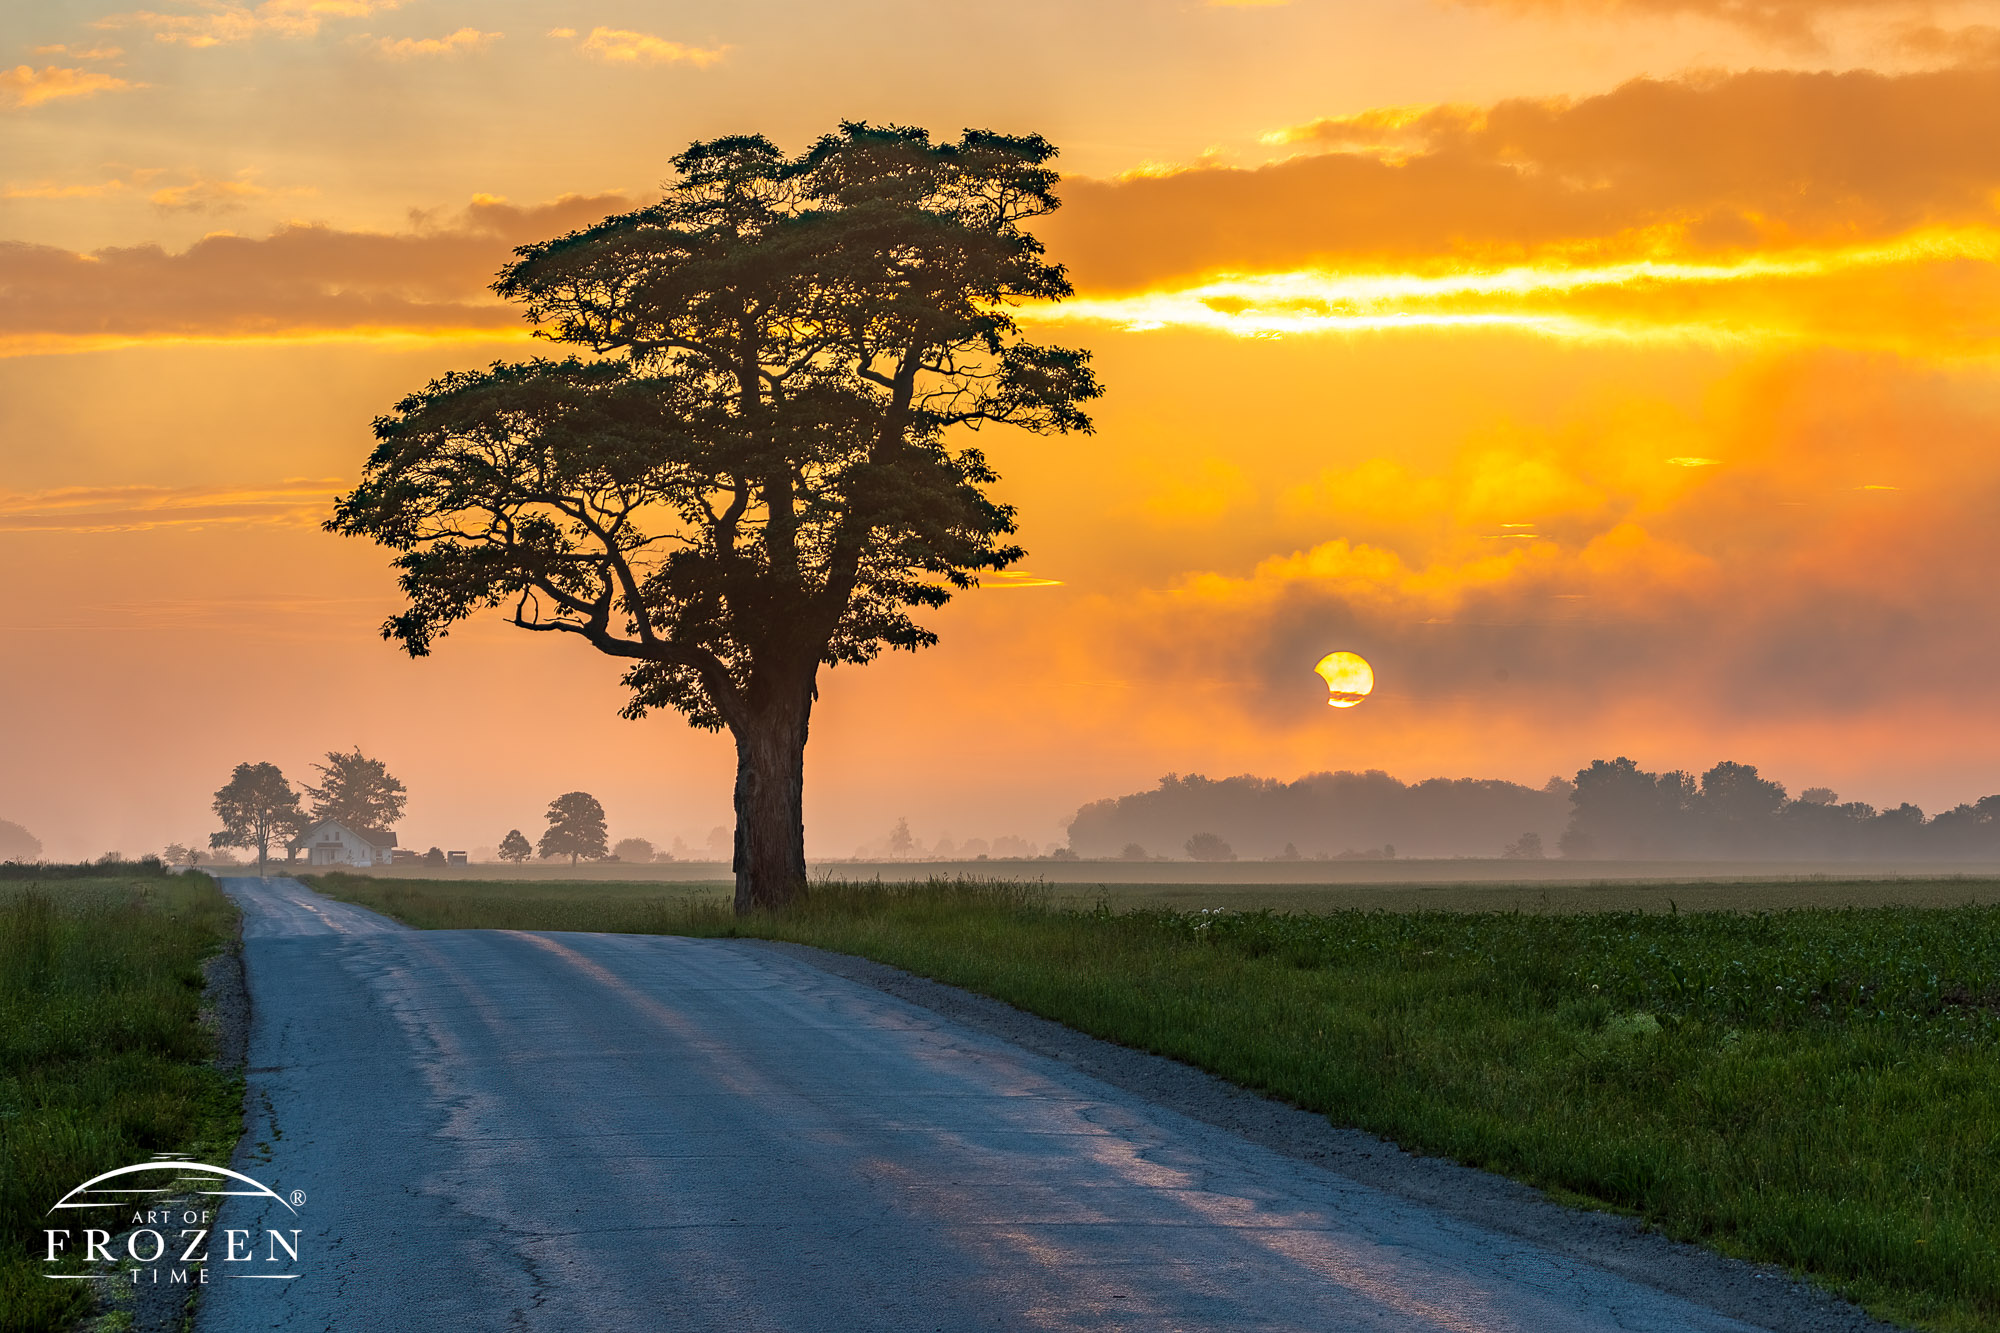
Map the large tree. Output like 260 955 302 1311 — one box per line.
211 762 307 875
539 792 608 864
303 747 408 832
497 829 533 863
329 123 1099 912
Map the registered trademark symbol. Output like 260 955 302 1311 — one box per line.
290 1190 306 1207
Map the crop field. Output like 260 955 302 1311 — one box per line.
305 868 2000 917
311 871 2000 1331
0 870 241 1333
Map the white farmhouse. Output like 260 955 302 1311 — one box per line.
289 819 398 867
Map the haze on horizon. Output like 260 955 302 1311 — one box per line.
6 0 2000 862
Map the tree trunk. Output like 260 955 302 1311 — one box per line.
731 686 812 915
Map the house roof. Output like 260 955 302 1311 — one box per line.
290 818 399 850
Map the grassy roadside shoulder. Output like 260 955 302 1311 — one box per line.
0 869 243 1333
309 873 2000 1332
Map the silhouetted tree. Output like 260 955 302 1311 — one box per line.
539 792 608 864
328 125 1099 913
303 747 407 832
1069 770 1566 859
887 818 916 859
1185 832 1235 862
1119 842 1149 861
1503 831 1544 859
498 829 533 863
612 836 656 863
211 762 307 875
0 819 42 862
1699 761 1787 852
1566 758 1698 857
423 846 447 866
163 842 202 869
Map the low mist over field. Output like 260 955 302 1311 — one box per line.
1067 759 2000 863
23 750 1995 873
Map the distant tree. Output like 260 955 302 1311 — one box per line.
0 819 41 862
211 762 308 875
1185 832 1235 862
612 836 656 864
1048 847 1078 861
1799 786 1838 806
327 125 1100 914
1119 842 1150 861
303 747 408 832
887 818 916 859
423 846 447 866
163 842 203 869
1700 761 1787 835
498 829 533 863
1272 842 1302 862
1503 831 1545 859
539 792 608 864
1565 757 1697 858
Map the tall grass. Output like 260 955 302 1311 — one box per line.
313 873 2000 1331
0 874 240 1333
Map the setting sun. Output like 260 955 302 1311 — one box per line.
1314 651 1376 708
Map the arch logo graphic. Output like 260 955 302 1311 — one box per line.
45 1154 306 1288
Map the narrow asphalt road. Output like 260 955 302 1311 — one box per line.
200 876 1791 1332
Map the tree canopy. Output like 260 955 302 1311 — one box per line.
539 791 608 864
612 836 656 863
303 747 407 832
211 762 306 873
328 123 1099 912
0 819 41 863
498 829 533 863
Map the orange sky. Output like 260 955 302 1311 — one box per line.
7 0 2000 859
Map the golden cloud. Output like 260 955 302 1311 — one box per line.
0 480 344 532
0 64 136 108
1044 67 2000 290
1448 0 1919 43
1082 352 2000 739
30 45 126 60
148 171 315 213
100 0 399 47
1022 232 2000 354
572 27 725 66
0 191 632 353
372 28 500 60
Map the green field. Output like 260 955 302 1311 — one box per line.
305 867 2000 917
0 871 242 1333
310 871 2000 1331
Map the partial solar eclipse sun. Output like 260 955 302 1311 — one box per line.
1314 651 1375 708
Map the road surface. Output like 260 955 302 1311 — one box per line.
198 876 1807 1332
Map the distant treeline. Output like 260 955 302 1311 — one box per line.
1066 760 2000 861
1560 758 1999 860
1065 771 1569 861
